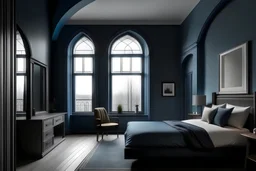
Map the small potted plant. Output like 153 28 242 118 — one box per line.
117 104 122 114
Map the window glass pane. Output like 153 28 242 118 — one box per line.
112 75 141 112
111 35 143 54
74 37 94 54
83 58 93 73
131 76 142 111
74 58 83 73
17 58 26 73
16 76 25 112
75 76 92 112
132 58 142 72
16 31 26 55
112 58 121 72
122 58 131 72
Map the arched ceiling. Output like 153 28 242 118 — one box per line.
67 0 200 25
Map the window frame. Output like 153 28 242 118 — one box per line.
16 54 27 113
72 37 95 113
110 35 145 113
16 30 29 114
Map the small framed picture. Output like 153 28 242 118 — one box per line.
162 82 175 97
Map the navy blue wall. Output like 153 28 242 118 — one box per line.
181 0 221 51
51 25 182 132
16 0 51 65
203 0 256 103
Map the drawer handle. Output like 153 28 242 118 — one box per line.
45 133 48 136
55 119 60 122
45 124 48 127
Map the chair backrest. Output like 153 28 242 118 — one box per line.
94 107 110 123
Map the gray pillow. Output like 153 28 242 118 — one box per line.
226 104 250 129
201 107 218 123
211 103 226 109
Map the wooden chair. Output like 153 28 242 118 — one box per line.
94 107 119 141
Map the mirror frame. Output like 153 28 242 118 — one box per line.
29 58 48 117
219 42 248 94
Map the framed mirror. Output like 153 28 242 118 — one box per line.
31 59 48 115
219 42 248 94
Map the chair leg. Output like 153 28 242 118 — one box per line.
117 127 119 138
96 131 99 142
102 132 104 139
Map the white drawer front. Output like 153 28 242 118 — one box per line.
43 119 53 131
43 128 54 141
54 115 63 126
43 137 53 151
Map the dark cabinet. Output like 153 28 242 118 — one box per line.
17 113 66 158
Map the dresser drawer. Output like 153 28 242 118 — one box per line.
54 115 64 126
43 119 53 131
43 128 53 141
43 137 54 152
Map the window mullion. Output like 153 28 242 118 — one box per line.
130 57 132 73
120 57 123 72
129 77 132 111
82 57 85 73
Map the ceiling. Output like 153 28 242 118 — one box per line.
67 0 200 25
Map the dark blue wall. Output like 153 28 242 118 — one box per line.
181 0 221 51
16 0 50 65
51 25 182 132
203 0 256 103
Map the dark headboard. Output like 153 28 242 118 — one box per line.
212 92 256 131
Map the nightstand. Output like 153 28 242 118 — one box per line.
241 132 256 169
188 113 201 119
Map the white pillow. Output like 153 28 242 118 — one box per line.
226 104 250 129
201 107 218 123
211 103 226 109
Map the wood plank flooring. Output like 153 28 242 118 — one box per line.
17 135 98 171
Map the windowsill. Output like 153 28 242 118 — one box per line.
109 113 148 117
71 112 148 117
72 112 94 116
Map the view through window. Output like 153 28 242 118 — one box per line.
73 36 94 112
111 35 143 112
16 31 26 112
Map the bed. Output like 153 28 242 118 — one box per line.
124 92 256 160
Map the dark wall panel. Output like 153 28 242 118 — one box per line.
16 0 50 65
204 0 256 103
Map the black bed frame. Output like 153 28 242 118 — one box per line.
124 92 256 160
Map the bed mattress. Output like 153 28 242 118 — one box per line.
125 120 249 148
125 121 186 147
183 119 249 147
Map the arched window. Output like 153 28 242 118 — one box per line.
16 31 27 112
73 36 94 112
110 34 144 112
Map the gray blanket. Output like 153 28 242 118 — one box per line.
125 121 214 150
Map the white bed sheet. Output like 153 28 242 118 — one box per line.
182 119 249 147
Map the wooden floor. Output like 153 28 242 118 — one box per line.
17 135 98 171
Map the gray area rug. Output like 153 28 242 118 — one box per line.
76 135 133 171
76 135 245 171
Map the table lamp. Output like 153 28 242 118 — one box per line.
192 95 206 114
